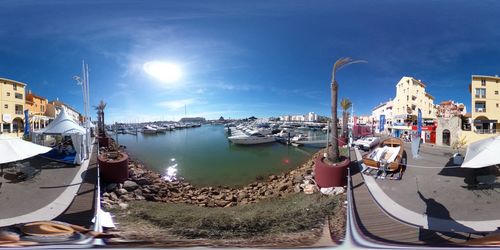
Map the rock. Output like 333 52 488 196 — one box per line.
277 183 289 192
264 190 273 196
116 188 128 196
102 192 110 198
109 192 119 201
197 195 208 201
237 191 248 200
293 176 304 184
143 194 156 201
294 184 302 193
105 183 118 192
215 200 230 207
134 189 143 196
120 194 133 201
123 181 139 191
269 175 278 181
118 203 129 210
135 178 151 186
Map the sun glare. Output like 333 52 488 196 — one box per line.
143 61 182 82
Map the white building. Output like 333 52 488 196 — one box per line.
371 100 393 133
306 112 318 122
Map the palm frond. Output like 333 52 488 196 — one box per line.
331 57 367 82
340 98 352 111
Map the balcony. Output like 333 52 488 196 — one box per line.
15 110 23 115
475 94 486 99
475 108 486 113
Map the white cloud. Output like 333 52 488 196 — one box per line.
157 98 195 110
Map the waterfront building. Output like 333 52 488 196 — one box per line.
46 99 82 123
25 90 52 131
0 78 26 133
469 75 500 134
437 100 466 118
390 76 437 139
306 112 318 122
371 100 393 134
356 115 372 125
179 117 206 123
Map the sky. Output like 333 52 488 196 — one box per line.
2 0 500 123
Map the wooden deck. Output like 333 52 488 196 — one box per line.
54 143 97 228
349 152 482 247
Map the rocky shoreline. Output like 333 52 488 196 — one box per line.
100 142 341 210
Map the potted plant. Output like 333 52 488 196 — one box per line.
451 135 467 165
314 57 366 188
98 141 129 183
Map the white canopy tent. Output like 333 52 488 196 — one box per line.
0 135 52 164
32 108 87 165
461 136 500 169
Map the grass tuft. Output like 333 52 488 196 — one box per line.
115 193 340 239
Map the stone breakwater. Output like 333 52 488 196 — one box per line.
101 149 326 210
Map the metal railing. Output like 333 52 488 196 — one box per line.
474 108 486 112
475 94 486 99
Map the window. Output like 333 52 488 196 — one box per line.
475 102 486 112
41 105 45 112
481 79 486 86
497 103 499 108
15 93 23 99
6 92 10 96
496 91 499 95
13 84 17 90
4 104 7 109
475 88 486 98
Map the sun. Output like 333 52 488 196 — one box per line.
143 61 182 82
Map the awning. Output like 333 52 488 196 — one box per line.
0 135 51 164
461 136 500 168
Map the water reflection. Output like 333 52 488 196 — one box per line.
163 158 178 182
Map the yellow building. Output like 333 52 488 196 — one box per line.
25 90 51 131
0 78 26 133
470 75 500 133
392 76 437 123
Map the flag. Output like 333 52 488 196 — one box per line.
379 115 385 132
23 109 30 137
417 108 422 137
412 109 422 159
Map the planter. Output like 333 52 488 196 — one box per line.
98 136 109 147
314 156 350 188
338 137 347 147
98 152 129 183
452 153 464 165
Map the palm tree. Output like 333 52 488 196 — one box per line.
340 98 352 139
94 100 107 135
328 57 366 163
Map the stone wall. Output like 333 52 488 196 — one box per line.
436 117 462 147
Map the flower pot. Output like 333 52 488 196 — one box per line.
98 136 109 147
338 137 347 147
314 156 350 188
98 152 129 183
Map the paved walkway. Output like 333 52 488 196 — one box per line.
349 150 483 246
0 139 95 226
355 142 500 233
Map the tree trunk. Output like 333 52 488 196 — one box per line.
342 111 347 139
328 80 340 162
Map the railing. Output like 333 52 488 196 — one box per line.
15 110 23 115
475 94 486 99
474 129 499 134
474 108 486 112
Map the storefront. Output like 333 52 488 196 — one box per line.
411 125 436 144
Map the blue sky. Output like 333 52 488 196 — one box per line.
2 0 500 122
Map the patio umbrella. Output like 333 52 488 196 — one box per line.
0 135 51 164
461 136 500 168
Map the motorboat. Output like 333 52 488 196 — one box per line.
352 136 381 151
362 137 406 180
142 125 157 134
228 131 276 145
290 134 328 148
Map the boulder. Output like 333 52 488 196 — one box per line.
123 181 139 191
237 191 248 201
105 183 118 192
215 200 230 207
116 188 128 196
135 178 151 186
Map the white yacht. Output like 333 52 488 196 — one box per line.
291 134 328 148
228 131 276 145
142 125 157 134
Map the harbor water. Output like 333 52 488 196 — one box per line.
116 125 324 187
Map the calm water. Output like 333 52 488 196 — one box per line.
116 125 323 187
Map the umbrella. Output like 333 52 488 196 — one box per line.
461 136 500 168
0 135 51 164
